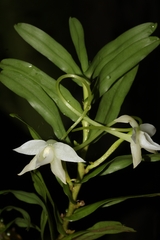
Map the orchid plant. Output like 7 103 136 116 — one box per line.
0 18 160 240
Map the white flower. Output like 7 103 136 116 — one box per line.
115 115 160 168
14 139 85 184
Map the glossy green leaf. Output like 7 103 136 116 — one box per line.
62 230 88 240
97 36 160 97
14 23 82 75
86 221 135 235
94 66 138 123
31 171 55 239
10 113 41 139
89 66 138 141
31 171 47 201
0 58 83 122
14 217 39 230
62 220 135 240
65 199 109 222
100 155 132 176
92 25 157 79
0 69 68 141
0 190 47 209
30 171 64 236
101 153 160 176
102 193 160 207
63 221 135 240
40 209 48 240
85 22 157 78
66 193 160 221
143 153 160 162
81 159 114 183
82 153 160 183
69 17 88 72
32 171 65 236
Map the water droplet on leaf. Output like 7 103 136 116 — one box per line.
151 24 155 29
106 75 111 80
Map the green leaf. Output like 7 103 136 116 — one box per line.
65 199 109 222
0 190 48 239
100 155 132 176
30 171 66 236
66 193 160 221
143 153 160 162
81 159 113 183
97 36 160 97
62 230 88 240
95 66 138 124
69 17 88 72
89 66 138 142
10 113 41 139
62 221 135 240
0 68 69 141
85 22 157 78
0 206 33 229
100 153 160 176
14 23 82 75
0 190 47 210
31 171 47 201
82 153 160 183
87 221 135 234
14 217 39 230
0 58 83 122
40 209 48 240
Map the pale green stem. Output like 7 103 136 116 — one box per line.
82 83 91 143
60 77 91 236
85 138 124 173
57 74 133 237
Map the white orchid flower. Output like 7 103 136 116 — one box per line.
14 139 85 184
115 115 160 168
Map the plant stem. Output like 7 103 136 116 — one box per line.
85 138 124 173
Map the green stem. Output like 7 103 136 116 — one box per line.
59 162 85 238
59 76 91 237
85 138 124 173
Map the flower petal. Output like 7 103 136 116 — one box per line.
53 142 85 163
13 140 47 155
130 140 142 168
115 115 138 128
50 157 66 184
139 132 160 152
140 124 156 137
18 146 54 175
18 155 38 175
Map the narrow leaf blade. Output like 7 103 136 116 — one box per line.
0 58 83 122
14 23 82 75
0 69 68 141
97 37 160 97
85 22 157 78
69 17 88 72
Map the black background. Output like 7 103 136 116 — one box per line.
1 1 160 239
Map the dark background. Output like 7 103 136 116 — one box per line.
1 1 160 239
